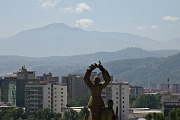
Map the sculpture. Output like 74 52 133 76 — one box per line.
83 62 111 120
101 99 118 120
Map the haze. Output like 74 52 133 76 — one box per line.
0 0 180 41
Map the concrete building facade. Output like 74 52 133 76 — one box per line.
172 84 180 93
25 81 67 115
0 66 36 107
161 93 180 117
61 74 90 99
130 86 144 96
112 82 129 120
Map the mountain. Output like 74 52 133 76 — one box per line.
0 23 170 57
104 53 180 86
0 47 180 78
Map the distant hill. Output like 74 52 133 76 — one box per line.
104 53 180 86
0 23 176 57
0 48 180 86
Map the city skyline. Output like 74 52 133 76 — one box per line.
0 0 180 41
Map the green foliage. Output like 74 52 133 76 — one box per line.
145 113 164 120
32 108 62 120
129 94 137 107
0 108 62 120
165 108 180 120
63 109 79 120
67 94 89 107
0 108 28 120
134 94 161 109
79 107 90 119
62 107 90 120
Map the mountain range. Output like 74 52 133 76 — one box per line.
0 23 180 57
1 23 180 86
105 52 180 86
1 47 180 87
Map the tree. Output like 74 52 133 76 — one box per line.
134 94 161 109
0 108 28 120
79 107 90 119
63 109 79 120
169 109 176 120
145 113 164 120
164 108 180 120
67 94 89 107
33 108 62 120
129 94 137 107
145 113 152 120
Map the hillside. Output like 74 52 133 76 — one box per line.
105 53 180 86
0 48 180 87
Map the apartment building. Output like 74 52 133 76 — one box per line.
172 84 180 93
130 86 144 96
0 66 36 107
112 82 129 120
25 81 67 115
61 74 90 99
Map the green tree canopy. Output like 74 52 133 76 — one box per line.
134 94 161 109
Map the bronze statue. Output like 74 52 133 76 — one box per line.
101 100 118 120
83 62 111 120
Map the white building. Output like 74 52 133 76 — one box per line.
112 82 129 120
25 81 67 115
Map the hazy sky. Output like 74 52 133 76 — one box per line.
0 0 180 41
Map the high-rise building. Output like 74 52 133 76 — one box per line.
130 86 144 96
172 84 180 93
112 82 129 120
159 83 169 91
25 81 67 115
16 66 36 107
0 75 16 105
61 74 90 99
0 66 36 107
